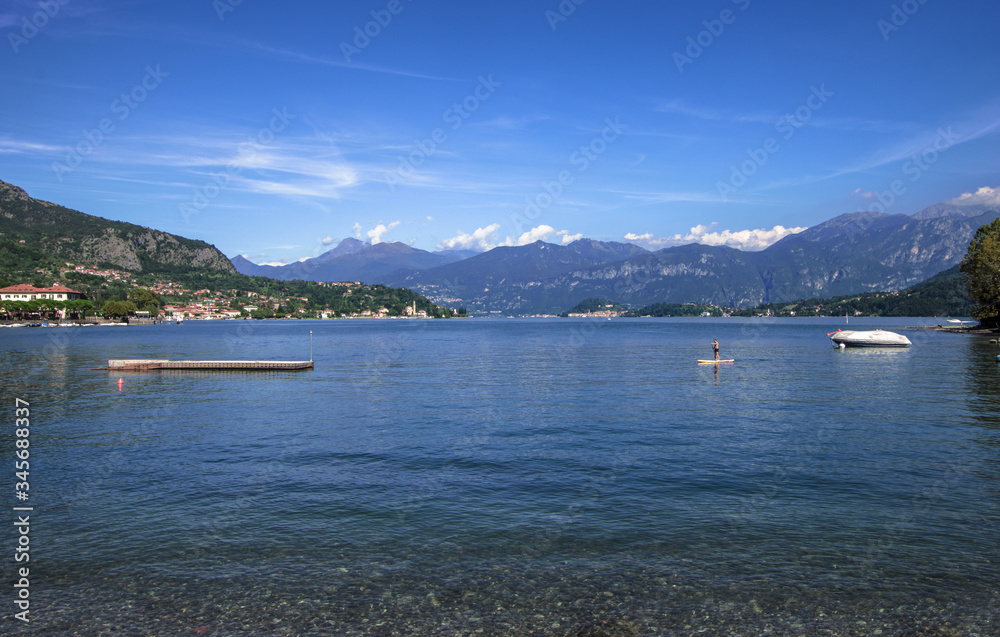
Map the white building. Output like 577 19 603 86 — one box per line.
0 284 83 301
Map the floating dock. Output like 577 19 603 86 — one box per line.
108 359 313 371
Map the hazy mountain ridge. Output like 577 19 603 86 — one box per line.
231 238 466 283
228 255 281 278
0 179 235 274
378 240 652 313
912 202 1000 220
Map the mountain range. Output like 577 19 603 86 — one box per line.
232 201 995 314
1 176 989 316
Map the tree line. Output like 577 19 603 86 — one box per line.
961 217 1000 327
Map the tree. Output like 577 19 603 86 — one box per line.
128 288 161 314
66 300 94 319
102 300 138 319
37 299 58 319
960 218 1000 327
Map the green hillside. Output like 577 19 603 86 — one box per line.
731 265 971 317
0 179 235 278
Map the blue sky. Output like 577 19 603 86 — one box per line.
2 0 999 265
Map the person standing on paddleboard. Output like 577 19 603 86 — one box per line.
712 339 719 361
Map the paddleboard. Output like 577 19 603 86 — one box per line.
697 359 734 364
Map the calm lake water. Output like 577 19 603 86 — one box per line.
2 317 999 635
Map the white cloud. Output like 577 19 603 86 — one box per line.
496 225 583 247
321 236 334 245
352 223 363 240
367 221 401 244
951 186 1000 206
625 224 807 251
438 225 584 250
501 225 556 246
438 224 501 252
624 232 653 242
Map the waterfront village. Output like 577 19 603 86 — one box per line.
1 262 924 324
0 262 436 323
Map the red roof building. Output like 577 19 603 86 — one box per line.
0 284 84 301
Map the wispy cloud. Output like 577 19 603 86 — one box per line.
606 188 727 205
16 125 371 200
748 107 1000 196
0 139 63 154
826 106 1000 179
657 99 917 133
249 42 457 82
33 11 456 83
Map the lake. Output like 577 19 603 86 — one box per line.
2 317 998 635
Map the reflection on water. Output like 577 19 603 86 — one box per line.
966 335 1000 430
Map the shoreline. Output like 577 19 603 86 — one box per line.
908 323 997 334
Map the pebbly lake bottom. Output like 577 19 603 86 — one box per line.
21 550 1000 635
3 317 999 635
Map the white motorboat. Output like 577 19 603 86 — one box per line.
829 329 911 348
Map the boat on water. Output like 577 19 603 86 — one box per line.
829 329 911 348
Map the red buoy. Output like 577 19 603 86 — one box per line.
117 377 124 391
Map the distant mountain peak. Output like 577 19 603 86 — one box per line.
229 237 468 282
912 201 1000 221
313 237 368 263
